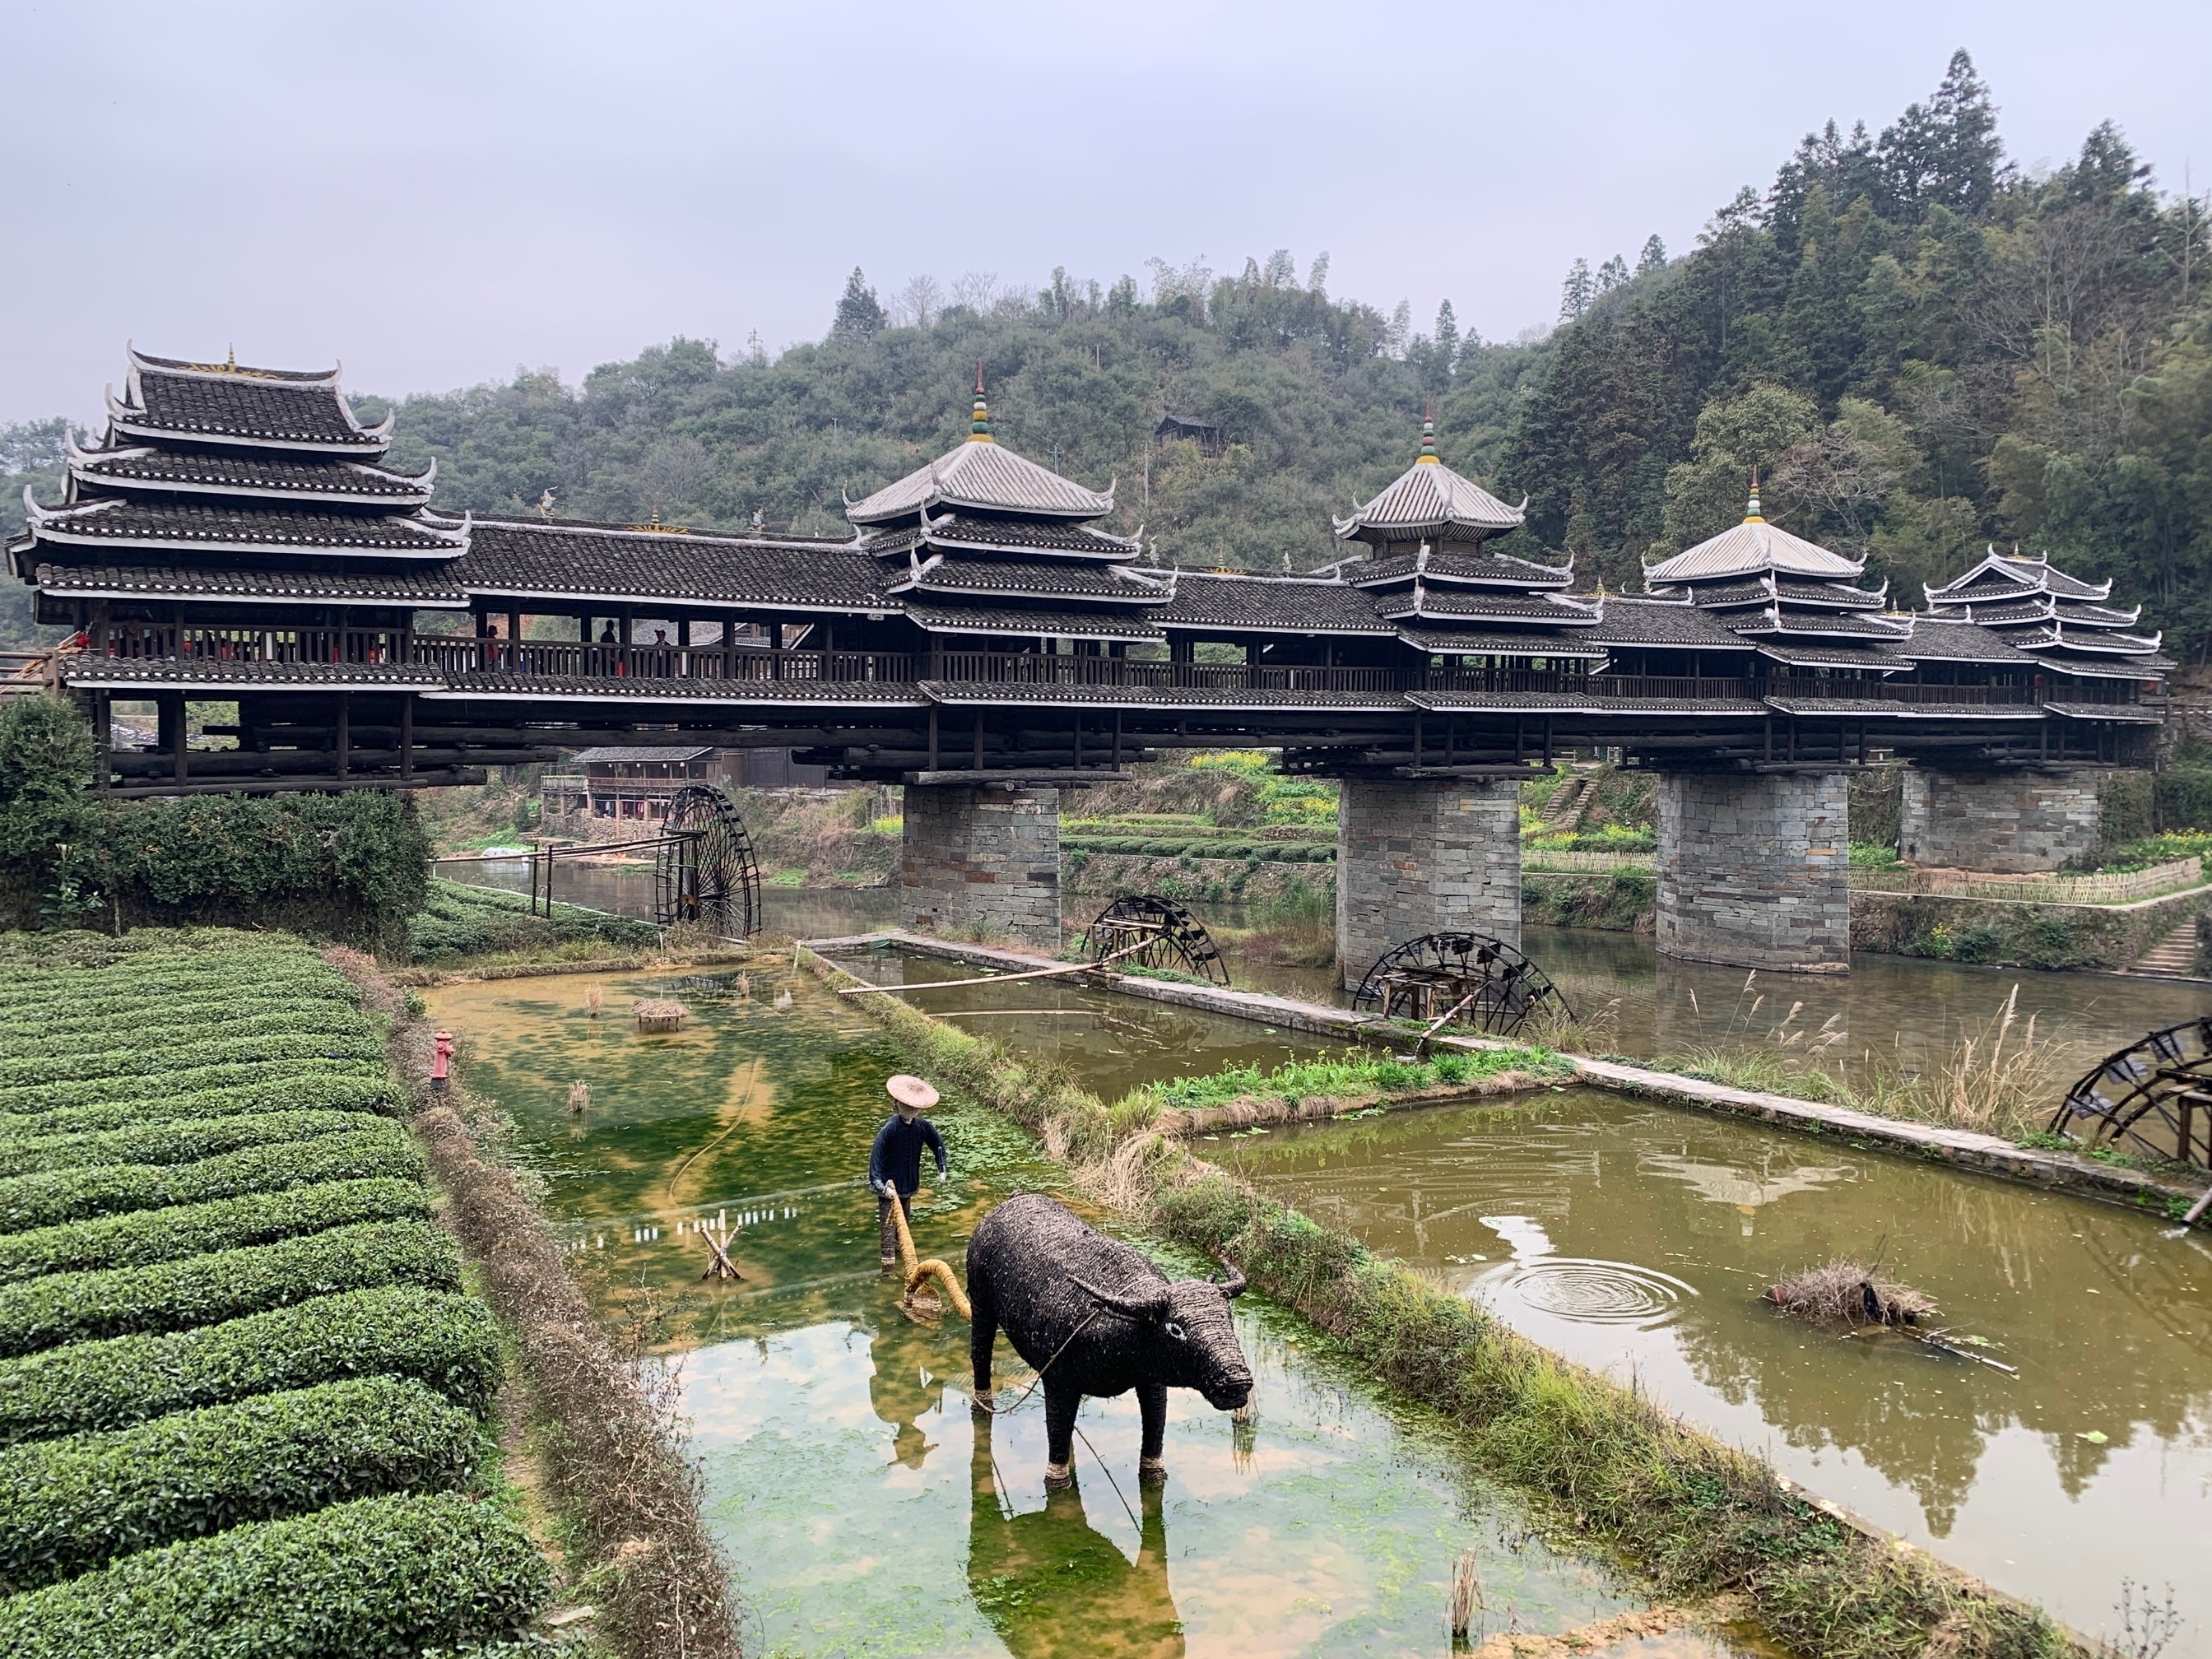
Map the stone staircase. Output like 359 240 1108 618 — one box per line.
2126 922 2201 978
1540 775 1594 831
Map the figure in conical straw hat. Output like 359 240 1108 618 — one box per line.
870 1074 946 1274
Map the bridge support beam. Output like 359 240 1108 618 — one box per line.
1656 770 1850 974
1898 768 2107 873
1336 778 1522 989
900 783 1062 950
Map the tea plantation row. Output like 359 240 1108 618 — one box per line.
0 929 547 1657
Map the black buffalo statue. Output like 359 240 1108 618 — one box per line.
967 1192 1252 1483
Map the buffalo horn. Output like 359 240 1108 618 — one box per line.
1069 1272 1170 1322
1215 1262 1248 1299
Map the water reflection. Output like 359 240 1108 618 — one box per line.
428 965 1655 1657
1233 1090 2212 1651
969 1412 1183 1659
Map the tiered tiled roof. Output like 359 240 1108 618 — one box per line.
9 347 468 604
1327 417 1588 662
1643 486 1911 674
455 518 881 612
845 376 1170 644
1925 550 2171 681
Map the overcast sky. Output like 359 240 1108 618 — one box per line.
5 1 2207 427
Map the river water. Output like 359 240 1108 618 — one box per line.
426 961 1765 1659
448 860 2212 1104
438 863 2212 1651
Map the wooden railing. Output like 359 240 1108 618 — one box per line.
49 632 2150 712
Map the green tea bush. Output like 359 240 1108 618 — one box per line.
0 1072 404 1141
0 1178 430 1285
0 1127 422 1235
0 1285 502 1443
0 1490 547 1658
406 878 656 964
0 1058 394 1118
0 982 360 1039
0 1029 387 1092
0 1377 478 1593
0 1108 379 1180
0 1007 373 1066
0 1220 459 1356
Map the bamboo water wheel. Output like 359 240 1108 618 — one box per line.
653 785 763 937
2050 1018 2212 1171
1350 932 1570 1038
1083 894 1230 985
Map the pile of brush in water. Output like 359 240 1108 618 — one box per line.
1764 1259 1936 1327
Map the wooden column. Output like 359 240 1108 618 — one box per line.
161 694 188 786
93 691 112 791
400 694 415 782
336 694 351 783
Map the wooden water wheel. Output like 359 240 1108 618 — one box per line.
2050 1018 2212 1171
1351 932 1570 1039
1084 894 1229 985
653 785 763 937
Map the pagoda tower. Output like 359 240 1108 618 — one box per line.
8 346 467 788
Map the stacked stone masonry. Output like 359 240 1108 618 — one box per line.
900 784 1062 949
1336 778 1522 988
1657 771 1851 974
1898 769 2106 874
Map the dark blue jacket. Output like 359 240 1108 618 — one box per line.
868 1114 946 1197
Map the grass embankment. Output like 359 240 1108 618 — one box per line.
1125 1047 1568 1136
410 876 660 967
0 931 546 1657
335 948 741 1659
802 944 2081 1659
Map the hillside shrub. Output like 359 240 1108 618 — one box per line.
0 698 95 932
0 1073 403 1141
0 1127 422 1235
0 1285 503 1443
0 1490 547 1659
0 1108 379 1180
0 1178 431 1285
0 1377 478 1593
0 1220 459 1356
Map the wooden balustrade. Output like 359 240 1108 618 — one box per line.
53 631 2140 711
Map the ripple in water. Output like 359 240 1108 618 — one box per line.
1483 1257 1698 1329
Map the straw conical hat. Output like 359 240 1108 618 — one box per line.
886 1074 940 1110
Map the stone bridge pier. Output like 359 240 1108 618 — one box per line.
1336 778 1522 989
1655 769 1851 974
1898 769 2103 872
900 783 1062 950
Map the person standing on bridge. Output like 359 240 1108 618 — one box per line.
870 1075 946 1273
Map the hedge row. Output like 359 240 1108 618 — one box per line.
0 1178 430 1286
0 1108 380 1180
0 955 347 1007
0 1285 503 1444
0 987 361 1041
0 1377 478 1593
0 1220 460 1357
0 1071 404 1137
0 1490 547 1658
0 1029 388 1092
1062 833 1336 862
0 1126 423 1236
0 1006 374 1063
0 1057 393 1118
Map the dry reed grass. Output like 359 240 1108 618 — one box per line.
1449 1546 1485 1641
1765 1259 1936 1327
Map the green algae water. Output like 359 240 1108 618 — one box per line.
427 965 1771 1658
1224 1089 2212 1656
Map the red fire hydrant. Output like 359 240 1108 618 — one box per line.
430 1030 454 1093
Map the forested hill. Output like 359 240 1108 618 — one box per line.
4 51 2207 658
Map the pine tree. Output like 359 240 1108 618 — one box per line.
1433 300 1460 380
1636 235 1668 276
830 267 886 343
1596 255 1629 293
1877 49 2003 216
1559 258 1595 321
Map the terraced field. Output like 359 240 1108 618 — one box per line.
0 929 546 1658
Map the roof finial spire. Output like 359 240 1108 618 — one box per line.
1417 397 1438 463
1745 467 1764 523
969 362 993 443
